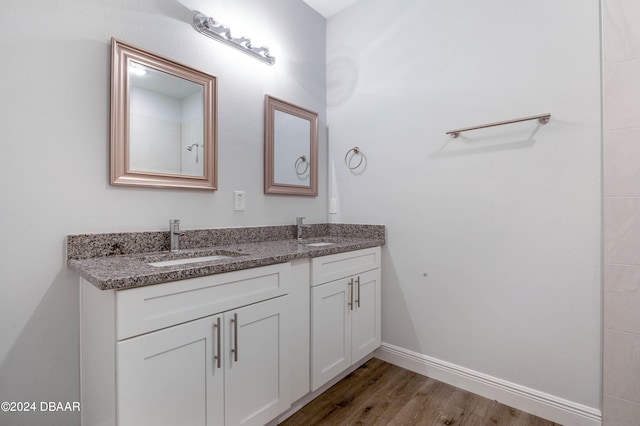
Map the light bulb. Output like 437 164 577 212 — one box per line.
129 63 147 76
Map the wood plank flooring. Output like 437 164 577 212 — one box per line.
280 358 559 426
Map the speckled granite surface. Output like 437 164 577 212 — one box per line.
67 224 385 290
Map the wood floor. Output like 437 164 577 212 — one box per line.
280 358 559 426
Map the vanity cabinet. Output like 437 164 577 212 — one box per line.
118 296 288 426
310 247 381 391
80 263 290 426
79 244 384 425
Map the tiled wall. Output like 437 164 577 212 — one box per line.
603 0 640 423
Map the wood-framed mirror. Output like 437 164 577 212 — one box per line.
110 38 217 190
264 95 318 196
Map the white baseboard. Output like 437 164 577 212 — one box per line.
375 343 602 426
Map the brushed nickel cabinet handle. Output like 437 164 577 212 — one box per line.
214 317 221 369
231 313 238 362
356 276 361 308
348 278 354 311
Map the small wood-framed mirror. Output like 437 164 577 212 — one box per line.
110 38 217 190
264 95 318 196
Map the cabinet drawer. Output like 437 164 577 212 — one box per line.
117 263 290 339
311 247 380 286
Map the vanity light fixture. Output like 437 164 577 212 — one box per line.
192 12 276 66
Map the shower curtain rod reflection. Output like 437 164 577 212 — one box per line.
446 113 551 138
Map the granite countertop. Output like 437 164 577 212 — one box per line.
67 224 385 290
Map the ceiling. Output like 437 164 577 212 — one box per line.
302 0 360 18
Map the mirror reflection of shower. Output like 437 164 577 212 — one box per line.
186 143 202 163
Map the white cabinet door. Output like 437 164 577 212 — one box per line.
311 267 381 391
311 279 352 391
225 296 290 426
117 315 223 426
351 268 381 362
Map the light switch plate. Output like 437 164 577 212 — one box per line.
329 198 338 214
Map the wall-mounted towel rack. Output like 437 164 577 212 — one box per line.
446 113 551 138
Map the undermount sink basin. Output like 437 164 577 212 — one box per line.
305 242 336 247
145 250 245 267
148 255 233 267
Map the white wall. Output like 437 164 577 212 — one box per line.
0 1 325 425
327 0 602 413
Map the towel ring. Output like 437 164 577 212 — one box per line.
344 147 364 170
295 155 309 175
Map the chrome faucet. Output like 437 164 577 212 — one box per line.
296 217 310 243
169 219 183 252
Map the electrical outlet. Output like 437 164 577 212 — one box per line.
234 191 246 211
